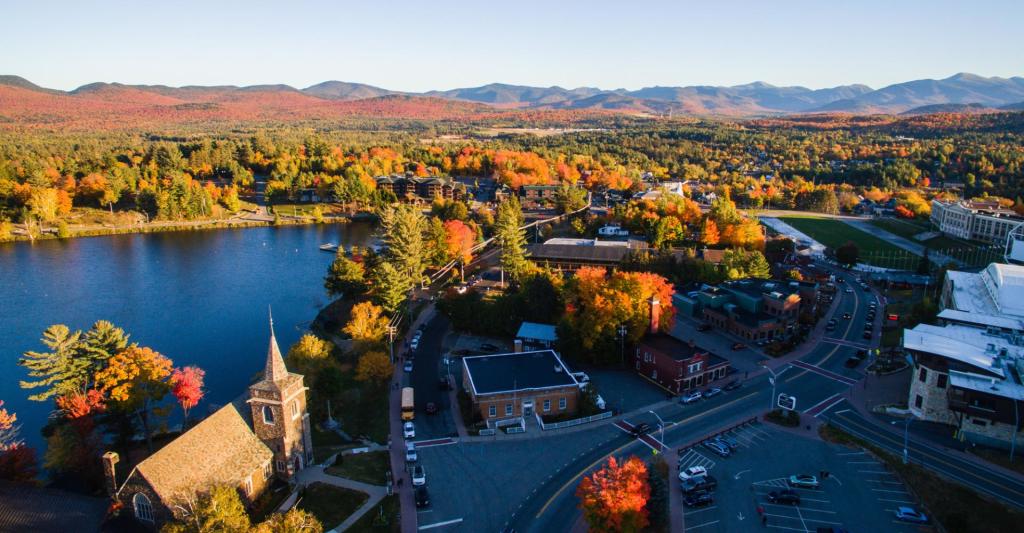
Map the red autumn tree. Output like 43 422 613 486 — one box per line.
55 390 106 420
576 456 651 532
444 219 475 266
170 366 206 422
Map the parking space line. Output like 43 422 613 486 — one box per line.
418 518 464 530
846 461 881 465
836 451 867 456
684 506 717 516
877 498 915 503
686 519 720 529
766 524 812 532
871 488 910 494
865 479 904 485
857 470 893 474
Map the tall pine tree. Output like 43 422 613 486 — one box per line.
495 196 530 284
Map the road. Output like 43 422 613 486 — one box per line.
407 313 457 439
505 266 1022 532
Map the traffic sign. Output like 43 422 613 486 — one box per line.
778 393 797 411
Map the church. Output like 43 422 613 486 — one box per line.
101 318 313 527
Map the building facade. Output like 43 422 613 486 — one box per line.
931 199 1024 244
461 350 581 421
696 279 810 341
104 319 312 529
374 175 462 202
634 334 730 394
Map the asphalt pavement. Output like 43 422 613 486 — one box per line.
406 313 457 440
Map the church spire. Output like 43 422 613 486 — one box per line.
265 307 288 383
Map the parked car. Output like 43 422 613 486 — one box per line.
844 288 853 293
855 349 868 359
731 342 746 351
827 318 838 325
684 491 714 508
703 440 731 457
410 339 419 351
723 379 741 391
788 474 820 488
405 442 417 462
425 402 437 415
415 486 430 508
842 313 851 319
825 323 836 332
680 390 703 404
863 331 872 340
702 387 722 399
768 489 801 505
413 329 423 341
411 465 426 486
595 395 606 410
629 422 651 438
844 357 861 368
678 465 708 482
680 474 718 494
479 343 500 352
403 361 413 372
894 506 928 523
697 323 713 332
403 421 416 439
714 435 739 450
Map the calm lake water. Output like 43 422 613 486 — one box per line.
0 223 376 452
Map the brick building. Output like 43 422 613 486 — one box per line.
634 334 730 394
461 350 581 420
103 318 313 528
697 279 810 342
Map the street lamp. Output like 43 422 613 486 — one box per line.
648 410 665 447
891 418 914 465
766 367 779 411
617 325 628 368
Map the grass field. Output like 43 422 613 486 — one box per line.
347 494 400 533
297 482 369 530
779 215 917 267
868 218 930 240
327 450 390 486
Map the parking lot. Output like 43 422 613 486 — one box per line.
678 424 933 532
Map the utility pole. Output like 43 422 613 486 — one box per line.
386 325 397 364
766 368 779 411
618 325 628 368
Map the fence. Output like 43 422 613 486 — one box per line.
535 410 614 431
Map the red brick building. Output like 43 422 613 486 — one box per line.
635 334 730 394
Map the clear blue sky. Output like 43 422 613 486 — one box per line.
3 0 1021 92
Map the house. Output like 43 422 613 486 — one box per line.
515 321 558 351
0 482 107 533
518 184 563 207
635 334 730 394
104 318 313 528
461 350 580 420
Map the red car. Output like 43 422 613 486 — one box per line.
732 343 746 351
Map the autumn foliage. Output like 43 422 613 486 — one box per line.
576 456 651 532
170 366 206 419
444 219 475 265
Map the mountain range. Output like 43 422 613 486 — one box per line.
1 73 1022 128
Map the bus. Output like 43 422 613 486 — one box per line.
401 387 415 421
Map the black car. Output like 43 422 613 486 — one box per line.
855 349 867 359
684 491 714 508
697 323 713 332
680 474 718 494
723 379 741 391
863 331 872 339
415 486 430 508
768 489 801 505
629 422 651 437
844 356 861 368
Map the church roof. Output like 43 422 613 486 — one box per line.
264 317 289 383
0 482 106 533
125 398 272 506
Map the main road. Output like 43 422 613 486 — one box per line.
507 270 1024 532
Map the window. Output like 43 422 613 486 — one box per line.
263 462 272 480
262 405 275 424
133 493 154 523
914 395 923 408
937 374 948 389
652 369 658 380
488 405 496 417
688 362 702 374
543 399 551 412
505 403 513 416
291 400 300 419
918 367 927 383
244 477 253 497
276 460 286 473
559 397 567 410
635 361 640 370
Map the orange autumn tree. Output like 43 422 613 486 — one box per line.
576 456 651 532
94 345 173 453
701 218 720 246
443 219 475 281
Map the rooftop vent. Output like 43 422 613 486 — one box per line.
554 365 562 373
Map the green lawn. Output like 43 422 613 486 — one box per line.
779 216 918 267
297 482 369 530
869 218 930 240
347 495 400 533
326 450 390 486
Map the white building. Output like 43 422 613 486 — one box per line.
931 199 1024 244
941 262 1024 318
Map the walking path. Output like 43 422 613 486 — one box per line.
841 218 962 267
291 456 389 532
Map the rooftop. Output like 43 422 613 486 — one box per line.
937 308 1024 332
902 323 1018 378
949 369 1024 401
945 263 1024 318
641 333 718 362
462 350 578 395
527 243 637 264
516 321 558 342
0 482 106 533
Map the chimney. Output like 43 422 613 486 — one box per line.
514 339 523 353
649 297 661 334
102 451 120 498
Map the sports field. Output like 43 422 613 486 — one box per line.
778 215 918 267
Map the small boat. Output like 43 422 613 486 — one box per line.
319 243 339 253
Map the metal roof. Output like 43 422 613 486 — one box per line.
516 322 558 342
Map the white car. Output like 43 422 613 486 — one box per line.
678 465 708 482
403 361 413 372
844 288 854 293
403 421 416 439
595 395 606 410
410 339 420 351
680 390 703 405
405 442 417 462
894 506 927 523
411 464 426 486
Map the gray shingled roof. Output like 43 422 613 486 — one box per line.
0 482 106 533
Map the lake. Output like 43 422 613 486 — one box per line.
0 223 376 452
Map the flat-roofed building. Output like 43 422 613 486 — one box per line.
931 199 1024 243
461 350 580 420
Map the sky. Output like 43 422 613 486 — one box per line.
2 0 1022 92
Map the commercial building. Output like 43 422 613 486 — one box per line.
526 238 648 270
461 350 581 420
634 333 730 394
374 175 463 202
930 199 1024 244
940 262 1024 319
680 279 816 342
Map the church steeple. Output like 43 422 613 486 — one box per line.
265 308 288 383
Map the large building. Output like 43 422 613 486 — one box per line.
678 279 816 342
104 319 313 528
904 262 1024 449
634 334 730 394
461 350 581 420
526 238 649 270
374 174 463 202
930 199 1024 244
